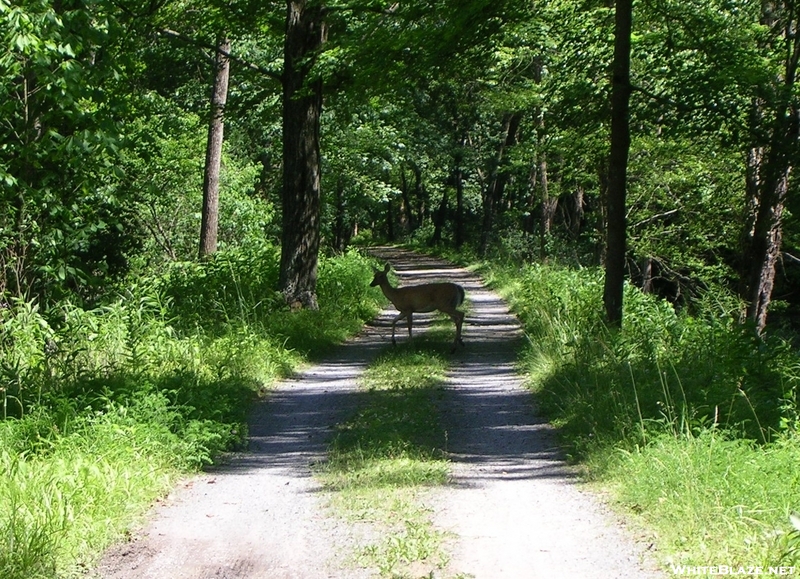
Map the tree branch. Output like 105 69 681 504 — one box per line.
158 29 282 82
782 251 800 265
631 208 679 229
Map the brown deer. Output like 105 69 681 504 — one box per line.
370 263 465 350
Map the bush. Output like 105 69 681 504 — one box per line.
0 244 383 578
486 258 800 569
495 262 800 454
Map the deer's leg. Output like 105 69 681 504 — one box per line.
407 312 413 339
455 310 465 345
391 312 406 345
448 310 465 350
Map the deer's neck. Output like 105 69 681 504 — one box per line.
379 280 400 301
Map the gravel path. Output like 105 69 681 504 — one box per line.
96 247 664 579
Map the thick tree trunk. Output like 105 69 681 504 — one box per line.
743 132 792 333
199 36 231 259
279 1 326 309
603 0 632 327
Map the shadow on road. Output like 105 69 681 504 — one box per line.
212 246 570 486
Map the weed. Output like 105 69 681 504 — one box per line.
0 245 382 578
605 435 800 567
319 343 452 577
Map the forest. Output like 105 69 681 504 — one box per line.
2 0 800 577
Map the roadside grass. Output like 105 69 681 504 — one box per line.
0 245 382 579
600 434 800 568
478 259 800 570
0 410 178 579
318 338 452 578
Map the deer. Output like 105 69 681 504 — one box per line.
370 263 466 351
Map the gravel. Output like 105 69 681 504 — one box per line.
95 247 664 579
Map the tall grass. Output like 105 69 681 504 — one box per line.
0 244 382 578
482 260 800 568
608 434 800 568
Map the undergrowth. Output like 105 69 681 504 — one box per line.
319 341 452 578
0 244 381 579
480 259 800 569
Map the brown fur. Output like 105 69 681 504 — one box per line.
370 263 465 351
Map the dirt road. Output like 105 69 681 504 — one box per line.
96 247 663 579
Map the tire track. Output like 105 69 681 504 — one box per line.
95 247 662 579
370 246 663 578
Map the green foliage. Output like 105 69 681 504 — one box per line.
0 246 381 578
606 435 800 568
118 91 273 266
0 0 128 304
625 135 743 289
156 241 282 332
0 404 179 579
486 258 800 569
490 261 797 453
159 244 380 355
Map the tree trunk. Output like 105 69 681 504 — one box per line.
454 156 465 249
333 177 347 253
279 1 326 310
641 256 654 293
199 36 231 259
399 167 413 233
480 112 521 256
386 197 395 241
566 186 585 240
523 159 538 235
739 5 799 334
411 163 426 227
603 0 632 327
538 153 556 259
430 190 448 246
743 125 793 332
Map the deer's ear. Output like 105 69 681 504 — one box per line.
383 263 391 273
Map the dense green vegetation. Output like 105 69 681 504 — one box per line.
0 247 380 579
3 0 800 576
476 255 800 568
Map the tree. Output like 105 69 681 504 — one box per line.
479 112 522 256
741 1 800 334
603 0 633 326
0 0 128 304
278 0 327 309
199 36 231 259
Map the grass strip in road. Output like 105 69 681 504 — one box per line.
318 340 452 578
